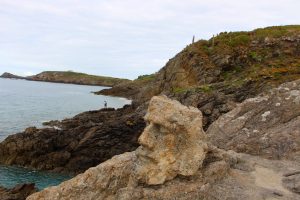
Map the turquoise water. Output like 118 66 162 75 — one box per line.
0 165 72 190
0 78 131 189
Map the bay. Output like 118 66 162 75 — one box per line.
0 78 130 189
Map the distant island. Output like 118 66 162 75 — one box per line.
0 71 130 87
0 72 28 80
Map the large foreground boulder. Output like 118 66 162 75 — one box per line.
136 96 208 185
207 79 300 161
28 96 300 200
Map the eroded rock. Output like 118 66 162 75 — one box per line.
207 79 300 161
135 95 208 185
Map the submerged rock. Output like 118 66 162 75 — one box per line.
27 96 300 200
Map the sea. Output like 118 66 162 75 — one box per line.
0 78 131 190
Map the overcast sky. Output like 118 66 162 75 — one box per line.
0 0 299 79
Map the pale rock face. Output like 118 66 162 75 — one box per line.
207 79 300 161
135 96 208 185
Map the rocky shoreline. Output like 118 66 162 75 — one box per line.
1 26 300 199
27 95 300 200
0 106 145 174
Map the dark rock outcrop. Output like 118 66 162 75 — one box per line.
0 72 27 80
0 183 37 200
0 106 145 174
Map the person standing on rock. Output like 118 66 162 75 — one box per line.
104 101 107 108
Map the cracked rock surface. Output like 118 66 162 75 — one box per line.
208 79 300 161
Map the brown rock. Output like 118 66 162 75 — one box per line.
0 183 37 200
0 105 145 174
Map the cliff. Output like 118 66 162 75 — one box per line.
100 25 300 100
99 25 300 128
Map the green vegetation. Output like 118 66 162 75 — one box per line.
136 74 156 81
228 34 251 47
196 85 214 93
210 31 251 47
172 87 188 94
35 71 130 86
249 51 263 62
195 25 300 90
252 25 300 39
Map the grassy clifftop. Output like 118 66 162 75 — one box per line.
98 25 300 101
30 71 130 87
190 25 300 88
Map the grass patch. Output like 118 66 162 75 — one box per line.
136 74 156 81
196 84 214 93
228 34 250 47
172 87 188 94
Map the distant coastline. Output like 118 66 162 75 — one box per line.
0 71 130 87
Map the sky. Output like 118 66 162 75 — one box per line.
0 0 299 79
